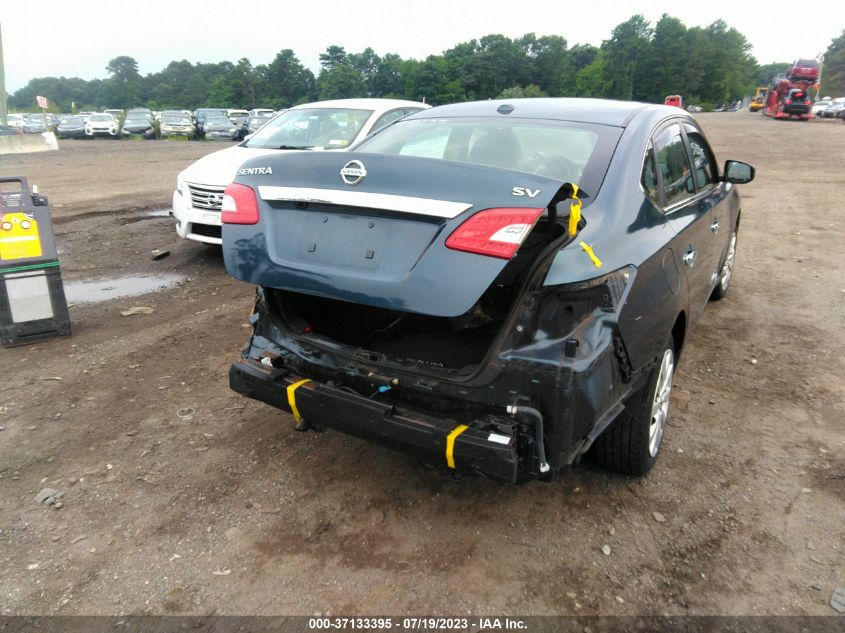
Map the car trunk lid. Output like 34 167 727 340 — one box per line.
223 152 569 318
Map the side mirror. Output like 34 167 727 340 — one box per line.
723 160 755 184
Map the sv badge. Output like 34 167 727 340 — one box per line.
512 186 540 198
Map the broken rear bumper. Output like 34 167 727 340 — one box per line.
229 359 521 483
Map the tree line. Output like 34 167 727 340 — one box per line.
8 16 844 113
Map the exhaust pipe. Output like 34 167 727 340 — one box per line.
507 405 550 473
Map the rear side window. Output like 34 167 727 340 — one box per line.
653 124 693 208
684 126 716 190
642 144 659 205
370 109 407 133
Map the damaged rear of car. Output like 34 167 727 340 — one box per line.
223 99 752 483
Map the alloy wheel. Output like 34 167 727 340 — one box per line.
648 348 674 457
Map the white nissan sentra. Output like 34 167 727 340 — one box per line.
172 98 429 244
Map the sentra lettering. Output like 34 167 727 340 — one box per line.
238 167 273 175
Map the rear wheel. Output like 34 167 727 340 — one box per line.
591 341 675 476
710 229 737 301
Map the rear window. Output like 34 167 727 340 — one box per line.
355 117 622 201
795 59 818 68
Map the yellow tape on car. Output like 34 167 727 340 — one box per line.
567 184 581 237
579 241 602 268
445 424 469 469
286 379 312 423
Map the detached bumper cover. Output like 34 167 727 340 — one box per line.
229 360 520 483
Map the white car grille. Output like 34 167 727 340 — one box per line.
187 183 226 210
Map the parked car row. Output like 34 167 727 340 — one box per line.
166 96 757 483
13 106 282 140
813 97 845 119
5 113 48 133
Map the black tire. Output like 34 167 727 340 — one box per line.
591 340 675 476
710 228 738 301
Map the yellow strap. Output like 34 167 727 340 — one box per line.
445 424 470 469
567 184 581 237
579 241 603 268
286 379 312 423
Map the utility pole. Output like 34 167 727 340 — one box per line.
0 22 7 126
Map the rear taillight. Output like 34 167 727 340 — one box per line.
221 183 259 225
445 207 543 259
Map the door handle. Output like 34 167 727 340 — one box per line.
710 220 721 233
682 249 696 267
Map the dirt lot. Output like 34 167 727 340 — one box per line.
0 116 842 617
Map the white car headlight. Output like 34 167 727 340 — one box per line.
229 128 236 134
176 172 185 195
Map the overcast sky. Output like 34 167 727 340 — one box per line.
3 0 843 93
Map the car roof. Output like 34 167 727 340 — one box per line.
406 98 664 128
290 98 430 112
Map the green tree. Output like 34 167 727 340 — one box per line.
319 45 348 70
497 84 547 99
348 47 381 96
601 15 652 100
680 26 710 101
640 15 688 102
403 56 467 105
822 30 845 95
754 62 789 87
317 64 366 100
264 49 316 108
569 44 599 72
105 55 141 107
522 34 572 96
700 20 756 104
465 34 532 99
370 53 405 97
575 51 606 97
8 76 92 111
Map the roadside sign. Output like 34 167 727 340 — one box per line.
36 95 48 109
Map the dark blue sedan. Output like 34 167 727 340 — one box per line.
221 98 755 484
